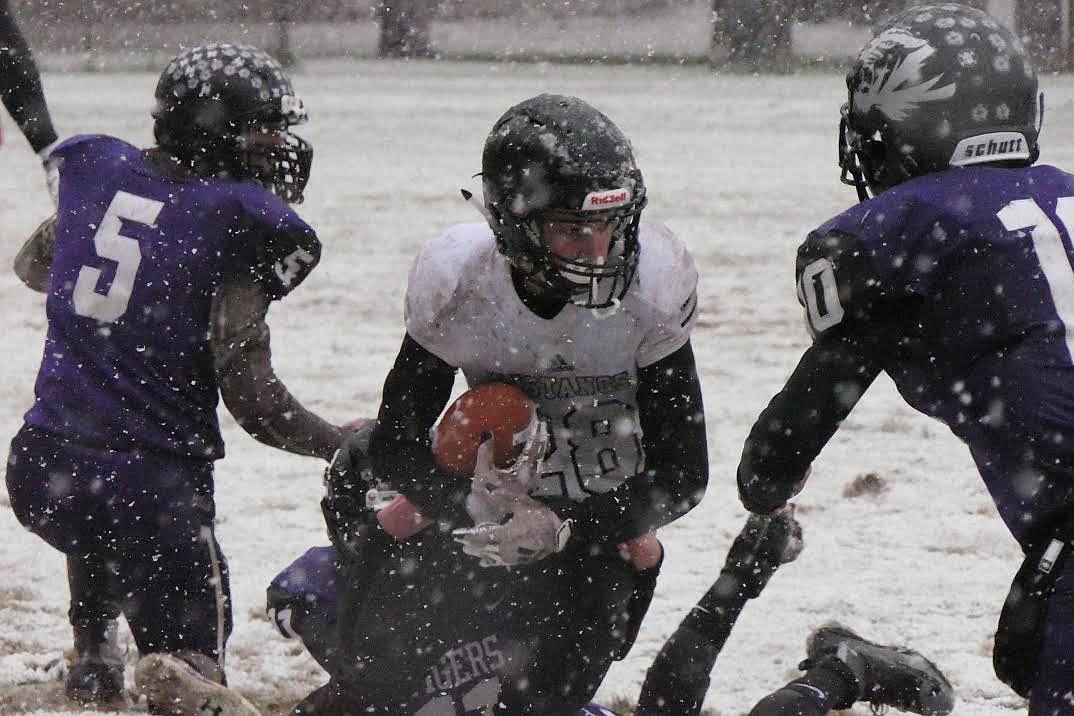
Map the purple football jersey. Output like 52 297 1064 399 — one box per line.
25 134 321 460
803 164 1074 538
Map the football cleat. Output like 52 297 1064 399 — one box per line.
806 623 955 715
134 652 260 716
66 658 125 705
65 618 125 705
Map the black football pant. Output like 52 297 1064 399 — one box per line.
6 425 232 664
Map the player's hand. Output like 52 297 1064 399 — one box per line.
465 422 548 525
376 494 433 540
619 531 663 570
453 494 570 568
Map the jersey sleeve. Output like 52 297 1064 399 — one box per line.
403 226 471 361
796 193 942 342
635 223 700 367
232 190 321 300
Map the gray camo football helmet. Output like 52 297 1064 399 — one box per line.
153 43 312 203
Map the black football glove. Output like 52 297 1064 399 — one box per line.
722 506 804 599
321 422 376 560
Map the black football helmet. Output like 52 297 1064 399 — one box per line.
481 94 646 309
153 43 312 203
840 3 1040 201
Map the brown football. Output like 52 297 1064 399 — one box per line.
432 382 537 477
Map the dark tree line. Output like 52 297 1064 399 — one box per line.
711 0 1071 71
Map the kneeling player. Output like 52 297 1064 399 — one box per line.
270 414 660 715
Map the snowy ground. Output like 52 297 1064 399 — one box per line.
1 59 1073 716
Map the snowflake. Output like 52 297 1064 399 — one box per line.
945 31 965 47
971 104 988 122
957 50 976 67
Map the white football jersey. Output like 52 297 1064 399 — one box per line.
406 222 699 501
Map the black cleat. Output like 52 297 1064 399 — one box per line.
65 619 125 705
65 657 124 705
806 623 955 715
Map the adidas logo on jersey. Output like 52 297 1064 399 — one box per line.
949 131 1030 167
548 354 574 372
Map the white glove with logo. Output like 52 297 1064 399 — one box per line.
453 497 572 568
464 419 548 525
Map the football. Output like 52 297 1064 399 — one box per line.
432 382 537 477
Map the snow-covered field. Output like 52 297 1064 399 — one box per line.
1 59 1073 715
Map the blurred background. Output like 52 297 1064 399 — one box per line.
11 0 1072 73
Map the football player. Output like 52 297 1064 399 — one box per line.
5 43 345 713
734 4 1074 714
637 508 954 716
292 94 708 715
0 0 57 156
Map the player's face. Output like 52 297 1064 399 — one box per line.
542 215 617 263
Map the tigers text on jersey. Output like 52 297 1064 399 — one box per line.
25 135 321 460
799 164 1074 539
405 222 699 501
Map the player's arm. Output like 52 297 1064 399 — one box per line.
13 214 54 292
736 332 885 513
368 332 465 520
558 340 709 545
0 0 57 154
737 230 899 514
210 275 344 461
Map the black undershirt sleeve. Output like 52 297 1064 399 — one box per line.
736 331 885 514
368 333 465 521
557 340 709 545
0 1 57 154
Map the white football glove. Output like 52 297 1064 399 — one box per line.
453 496 572 568
465 419 548 525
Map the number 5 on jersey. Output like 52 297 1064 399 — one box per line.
72 190 162 323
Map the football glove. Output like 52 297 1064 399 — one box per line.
723 505 803 599
465 421 548 525
453 494 571 568
321 423 376 559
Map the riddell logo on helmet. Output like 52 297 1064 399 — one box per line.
949 132 1030 167
582 188 632 210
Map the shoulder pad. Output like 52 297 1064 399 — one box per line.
404 223 496 349
48 134 133 162
631 222 700 366
226 188 320 299
633 223 698 315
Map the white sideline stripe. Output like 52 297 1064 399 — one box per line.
201 524 227 671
